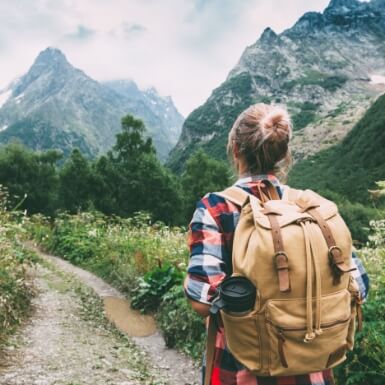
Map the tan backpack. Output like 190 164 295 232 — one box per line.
204 181 363 383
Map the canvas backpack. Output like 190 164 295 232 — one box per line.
204 180 363 384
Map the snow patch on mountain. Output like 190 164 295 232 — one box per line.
15 93 25 104
370 75 385 84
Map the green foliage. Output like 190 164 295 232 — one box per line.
157 285 206 360
334 220 385 385
0 143 61 215
0 118 93 159
181 149 232 219
59 149 94 213
0 114 185 225
0 186 36 346
26 211 189 294
283 70 348 92
93 114 184 224
167 72 255 173
289 94 385 242
290 93 385 205
131 264 184 313
291 102 319 130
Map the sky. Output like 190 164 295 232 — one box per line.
0 0 333 116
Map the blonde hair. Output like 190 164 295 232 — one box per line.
227 103 292 179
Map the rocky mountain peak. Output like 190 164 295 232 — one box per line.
328 0 360 9
289 12 324 34
31 47 72 74
260 27 277 44
12 47 75 97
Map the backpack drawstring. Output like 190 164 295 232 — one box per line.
308 222 323 336
300 221 315 343
301 221 323 342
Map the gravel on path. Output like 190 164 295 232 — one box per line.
0 263 150 385
4 244 200 385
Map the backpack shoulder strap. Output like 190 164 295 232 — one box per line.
216 186 251 207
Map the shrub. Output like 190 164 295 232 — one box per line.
131 264 184 313
157 285 206 360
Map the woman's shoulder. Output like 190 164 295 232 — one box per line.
191 190 241 229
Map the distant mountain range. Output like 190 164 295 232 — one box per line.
0 48 184 161
167 0 385 172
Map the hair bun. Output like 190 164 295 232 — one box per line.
260 107 292 140
227 102 292 176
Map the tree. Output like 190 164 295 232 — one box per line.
181 149 232 220
0 143 61 215
93 114 183 224
59 149 94 213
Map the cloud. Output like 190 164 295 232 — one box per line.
122 22 147 39
65 25 95 41
0 0 331 115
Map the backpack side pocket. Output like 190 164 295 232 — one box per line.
221 310 261 372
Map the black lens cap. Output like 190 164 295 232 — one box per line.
219 276 256 312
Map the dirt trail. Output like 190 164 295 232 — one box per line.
0 246 199 385
0 264 149 385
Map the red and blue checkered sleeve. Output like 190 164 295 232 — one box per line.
351 252 370 301
184 193 231 305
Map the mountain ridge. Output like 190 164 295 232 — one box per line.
0 47 184 161
167 0 385 172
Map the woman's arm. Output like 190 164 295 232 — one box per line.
351 251 370 301
184 193 229 317
188 298 211 318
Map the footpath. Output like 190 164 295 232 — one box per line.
0 246 199 385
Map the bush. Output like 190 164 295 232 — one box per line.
131 264 184 313
157 285 206 360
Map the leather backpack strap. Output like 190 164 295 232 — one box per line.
204 315 217 385
261 179 280 201
216 186 251 207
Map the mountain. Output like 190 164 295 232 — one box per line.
289 91 385 204
167 0 385 172
0 48 184 161
103 80 183 158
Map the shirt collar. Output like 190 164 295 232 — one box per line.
234 173 281 187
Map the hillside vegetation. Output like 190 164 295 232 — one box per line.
289 93 385 203
289 93 385 242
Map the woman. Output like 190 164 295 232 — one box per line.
184 103 369 385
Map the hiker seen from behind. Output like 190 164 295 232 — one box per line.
184 103 369 385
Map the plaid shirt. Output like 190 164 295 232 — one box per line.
185 174 369 385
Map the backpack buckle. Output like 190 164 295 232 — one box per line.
274 252 291 293
274 251 289 269
328 246 356 284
